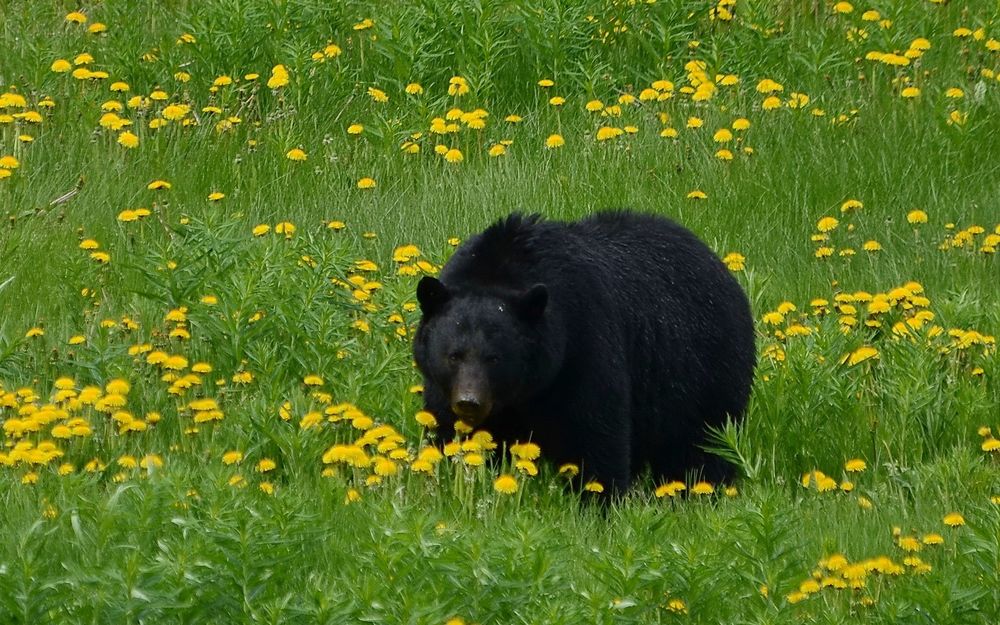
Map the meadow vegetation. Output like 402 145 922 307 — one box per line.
1 1 998 622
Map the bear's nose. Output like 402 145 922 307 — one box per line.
451 394 491 426
452 398 484 419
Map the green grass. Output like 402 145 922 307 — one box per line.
1 0 999 622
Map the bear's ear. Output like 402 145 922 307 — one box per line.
514 284 547 321
417 276 451 317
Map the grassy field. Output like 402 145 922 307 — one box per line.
1 1 999 622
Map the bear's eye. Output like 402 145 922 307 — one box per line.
447 352 463 363
485 355 500 364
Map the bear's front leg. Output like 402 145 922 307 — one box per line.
422 380 457 443
577 430 632 499
548 384 633 500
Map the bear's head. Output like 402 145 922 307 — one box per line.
413 276 563 427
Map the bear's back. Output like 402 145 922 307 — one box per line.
441 211 734 300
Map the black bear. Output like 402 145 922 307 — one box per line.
413 212 755 495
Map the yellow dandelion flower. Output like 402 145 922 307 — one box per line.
510 442 541 460
162 104 189 121
545 134 565 149
732 118 751 131
222 451 243 465
494 474 518 494
722 252 745 271
907 209 928 224
117 131 139 148
948 110 968 126
275 222 296 238
762 96 782 110
840 199 863 213
817 216 839 232
756 79 784 94
463 453 484 467
558 463 579 477
942 512 965 527
762 312 784 326
266 65 289 89
655 481 686 498
845 458 867 472
448 75 470 96
843 346 878 366
286 148 307 161
515 459 538 476
415 411 437 428
898 535 922 552
409 459 433 474
357 177 377 189
667 599 687 614
595 126 623 141
713 128 733 142
691 481 714 495
373 457 398 476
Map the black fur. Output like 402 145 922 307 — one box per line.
413 211 756 495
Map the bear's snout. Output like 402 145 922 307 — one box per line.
450 374 493 424
449 362 493 423
452 397 488 420
451 393 492 422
